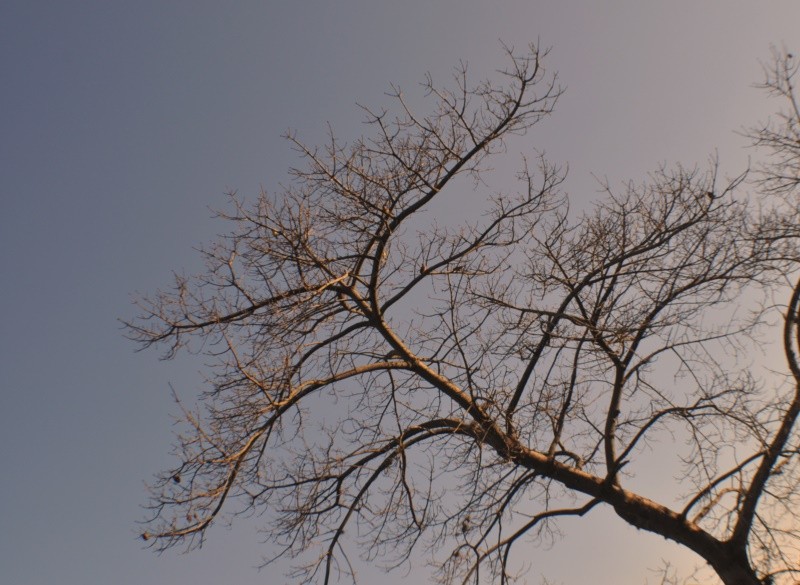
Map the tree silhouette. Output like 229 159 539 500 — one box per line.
128 45 800 585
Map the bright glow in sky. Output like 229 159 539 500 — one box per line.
2 2 799 584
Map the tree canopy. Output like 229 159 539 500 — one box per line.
128 45 800 585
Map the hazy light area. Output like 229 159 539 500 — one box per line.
2 2 799 584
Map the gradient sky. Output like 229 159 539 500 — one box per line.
2 2 800 584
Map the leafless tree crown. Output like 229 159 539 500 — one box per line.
128 45 800 585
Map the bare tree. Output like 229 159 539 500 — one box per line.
128 45 800 585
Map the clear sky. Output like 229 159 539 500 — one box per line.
2 2 799 584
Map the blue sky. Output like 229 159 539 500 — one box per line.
2 2 799 584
